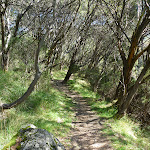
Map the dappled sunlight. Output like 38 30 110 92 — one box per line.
68 79 99 99
0 71 75 149
90 142 108 148
55 80 113 149
62 71 150 149
127 130 137 139
0 0 149 149
76 79 90 86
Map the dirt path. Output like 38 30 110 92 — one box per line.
54 80 113 150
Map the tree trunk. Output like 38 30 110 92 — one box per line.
115 59 150 117
1 52 9 71
0 72 41 110
0 4 32 71
93 69 104 92
93 76 103 92
62 59 75 84
0 35 43 111
113 75 123 100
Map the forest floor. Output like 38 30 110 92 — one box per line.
54 80 113 150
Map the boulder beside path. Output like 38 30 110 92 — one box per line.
3 124 66 150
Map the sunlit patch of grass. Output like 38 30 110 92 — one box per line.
68 77 100 99
88 100 117 118
88 98 150 150
52 69 67 80
0 70 75 149
90 101 149 149
102 116 150 150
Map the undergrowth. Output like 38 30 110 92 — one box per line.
66 72 150 150
0 70 74 149
1 69 149 150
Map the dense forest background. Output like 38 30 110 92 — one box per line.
0 0 150 149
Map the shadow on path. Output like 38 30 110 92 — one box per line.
53 80 113 150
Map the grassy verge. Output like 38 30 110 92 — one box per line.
66 73 150 150
0 70 75 149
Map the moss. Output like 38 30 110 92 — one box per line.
2 133 19 150
2 125 36 150
54 138 58 144
16 144 21 149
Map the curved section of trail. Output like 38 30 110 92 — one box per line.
54 81 113 150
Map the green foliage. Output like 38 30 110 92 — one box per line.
52 69 67 80
80 67 120 98
10 36 36 72
0 70 75 149
67 76 100 99
82 67 100 86
2 133 19 150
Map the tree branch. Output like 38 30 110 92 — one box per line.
120 0 126 20
134 43 150 63
101 0 131 43
46 1 80 65
127 11 150 65
5 4 33 54
140 74 150 85
118 40 127 66
13 4 32 37
0 36 43 111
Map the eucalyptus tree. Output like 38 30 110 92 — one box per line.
44 0 81 68
0 0 81 110
99 0 150 117
0 0 34 71
62 0 99 83
76 5 119 93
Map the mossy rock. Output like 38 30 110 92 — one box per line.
3 124 65 150
2 124 36 150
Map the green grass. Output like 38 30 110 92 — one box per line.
52 69 67 80
67 77 100 99
65 72 150 150
1 69 150 150
0 70 75 149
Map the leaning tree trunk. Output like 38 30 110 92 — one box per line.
115 59 150 117
0 36 43 111
62 59 75 84
62 47 78 84
93 69 104 92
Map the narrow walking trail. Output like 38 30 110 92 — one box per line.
54 80 113 150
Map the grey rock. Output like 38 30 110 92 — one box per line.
19 128 66 150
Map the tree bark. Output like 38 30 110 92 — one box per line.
0 35 43 111
0 4 32 71
114 7 150 111
116 59 150 117
62 59 75 84
1 52 9 71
